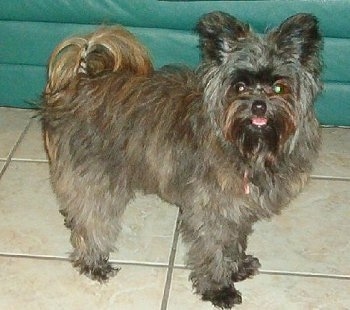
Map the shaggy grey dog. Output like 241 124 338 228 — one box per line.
41 12 322 308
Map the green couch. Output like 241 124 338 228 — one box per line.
1 0 349 126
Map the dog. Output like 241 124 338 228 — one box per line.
41 11 322 308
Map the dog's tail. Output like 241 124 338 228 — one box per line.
45 27 153 95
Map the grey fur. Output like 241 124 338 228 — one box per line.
41 12 322 308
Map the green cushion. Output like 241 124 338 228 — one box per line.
1 0 349 38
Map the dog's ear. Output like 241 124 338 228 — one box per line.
270 14 322 72
196 11 251 63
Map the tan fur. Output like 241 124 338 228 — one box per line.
45 27 153 95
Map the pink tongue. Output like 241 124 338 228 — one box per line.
252 117 267 126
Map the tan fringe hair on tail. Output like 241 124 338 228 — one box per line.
45 27 153 95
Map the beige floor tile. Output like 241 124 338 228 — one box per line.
110 194 178 263
175 179 350 275
0 161 178 264
321 127 350 153
313 128 350 178
0 107 34 160
0 257 166 310
13 116 48 161
249 179 350 275
313 153 350 178
0 161 70 256
167 268 350 310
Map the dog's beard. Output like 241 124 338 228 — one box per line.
223 101 297 167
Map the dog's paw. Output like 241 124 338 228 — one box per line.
73 259 120 282
202 286 242 309
231 255 261 282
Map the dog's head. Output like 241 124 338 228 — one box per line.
196 12 322 167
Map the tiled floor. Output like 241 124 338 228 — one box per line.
0 107 349 309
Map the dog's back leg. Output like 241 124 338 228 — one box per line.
50 161 131 282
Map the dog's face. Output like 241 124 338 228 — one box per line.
196 12 322 166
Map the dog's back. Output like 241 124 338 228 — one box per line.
41 26 202 188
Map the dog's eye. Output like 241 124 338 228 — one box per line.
272 82 287 95
235 82 247 93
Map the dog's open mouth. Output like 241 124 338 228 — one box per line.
251 117 268 127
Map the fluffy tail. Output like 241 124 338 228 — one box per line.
45 26 153 95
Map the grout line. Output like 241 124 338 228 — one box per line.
1 247 349 281
0 117 33 180
11 158 49 163
0 161 6 179
0 253 70 262
160 210 181 310
3 253 348 282
3 251 349 281
4 158 350 182
310 175 350 182
320 125 350 129
110 259 169 269
0 252 170 269
259 269 350 280
6 160 350 182
172 264 350 281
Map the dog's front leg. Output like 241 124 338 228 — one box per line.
180 215 260 309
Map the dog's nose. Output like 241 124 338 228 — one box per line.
251 100 267 116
